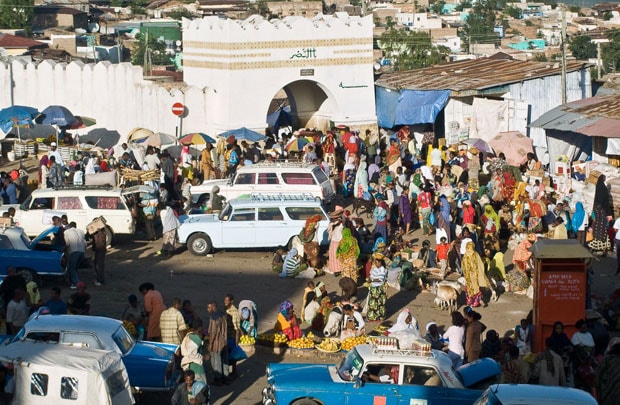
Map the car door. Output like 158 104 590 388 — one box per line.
57 196 88 230
17 195 55 236
221 208 256 246
344 363 401 405
397 365 463 405
255 207 288 246
228 173 256 198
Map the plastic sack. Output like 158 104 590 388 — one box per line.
389 328 422 349
227 339 248 362
429 212 436 226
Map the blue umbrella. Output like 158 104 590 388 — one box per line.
0 105 39 134
36 105 78 127
218 127 267 143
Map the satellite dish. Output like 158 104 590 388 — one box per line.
175 40 182 47
114 7 121 13
374 62 381 71
88 23 100 33
75 28 87 34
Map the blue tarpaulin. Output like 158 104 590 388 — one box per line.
376 88 451 128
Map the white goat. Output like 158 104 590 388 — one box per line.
432 279 464 312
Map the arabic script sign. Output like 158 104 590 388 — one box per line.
290 48 317 59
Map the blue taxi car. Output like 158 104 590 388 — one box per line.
263 344 501 405
474 384 597 405
7 314 180 392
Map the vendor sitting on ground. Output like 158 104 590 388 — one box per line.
340 304 366 340
280 248 307 278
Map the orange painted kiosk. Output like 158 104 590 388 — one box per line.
532 239 592 353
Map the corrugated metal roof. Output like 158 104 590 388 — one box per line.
375 57 589 97
529 94 620 138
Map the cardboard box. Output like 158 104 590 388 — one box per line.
0 218 12 227
87 217 106 234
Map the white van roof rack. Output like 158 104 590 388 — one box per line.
370 338 435 358
247 193 317 202
246 161 316 169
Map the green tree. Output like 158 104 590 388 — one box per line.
569 35 596 60
460 0 499 52
603 11 613 21
167 7 194 20
430 0 445 15
378 25 450 71
130 0 149 16
569 5 580 13
131 32 170 67
455 1 472 11
0 0 33 31
533 53 548 62
504 5 523 19
602 29 620 72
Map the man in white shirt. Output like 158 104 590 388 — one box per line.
48 142 64 167
144 146 161 170
430 147 443 167
64 222 87 289
571 319 595 348
6 289 29 334
341 304 366 338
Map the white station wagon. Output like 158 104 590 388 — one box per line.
177 193 330 256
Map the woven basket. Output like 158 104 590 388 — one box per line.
121 168 160 181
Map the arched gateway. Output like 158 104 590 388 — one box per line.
182 13 377 134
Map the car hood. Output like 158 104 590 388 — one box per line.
267 363 334 387
179 214 220 225
30 226 60 248
130 340 177 359
456 358 501 388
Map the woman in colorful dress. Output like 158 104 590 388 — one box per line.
480 204 500 237
461 242 495 307
298 214 322 269
336 228 360 282
365 253 388 321
342 157 357 198
354 159 369 199
327 207 344 275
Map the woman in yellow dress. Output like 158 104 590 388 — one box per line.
461 242 496 307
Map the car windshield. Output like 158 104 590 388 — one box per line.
112 325 135 355
337 348 365 381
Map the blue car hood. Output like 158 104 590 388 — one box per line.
267 363 334 387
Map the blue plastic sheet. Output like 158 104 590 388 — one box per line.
376 88 451 128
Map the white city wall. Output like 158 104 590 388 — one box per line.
0 13 377 141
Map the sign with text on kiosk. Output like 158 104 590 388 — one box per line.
172 102 184 116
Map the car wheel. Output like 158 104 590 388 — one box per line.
291 399 321 405
16 268 38 285
104 227 113 247
187 233 212 256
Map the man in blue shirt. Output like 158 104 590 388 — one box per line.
44 287 67 315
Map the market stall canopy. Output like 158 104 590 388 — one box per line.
488 131 534 166
218 127 267 142
127 127 155 142
138 132 176 147
36 105 78 127
78 128 121 149
180 132 216 145
375 88 450 128
3 124 55 141
267 106 292 131
0 105 39 135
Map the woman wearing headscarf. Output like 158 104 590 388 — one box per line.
159 205 180 257
461 241 496 307
336 228 360 282
342 156 357 198
354 159 369 199
274 300 302 341
387 308 417 334
238 300 258 338
437 195 451 243
480 204 500 236
572 201 587 245
298 214 322 268
327 207 344 275
364 253 388 321
38 155 49 189
418 184 434 236
399 187 412 234
465 310 484 362
386 137 402 173
589 175 611 254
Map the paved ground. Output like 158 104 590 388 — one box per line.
3 155 620 404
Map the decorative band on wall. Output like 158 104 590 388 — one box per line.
183 38 371 50
182 52 272 58
333 49 373 54
183 57 374 70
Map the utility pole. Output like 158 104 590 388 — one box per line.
597 41 602 79
561 9 567 104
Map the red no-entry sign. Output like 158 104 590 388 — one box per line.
172 102 184 116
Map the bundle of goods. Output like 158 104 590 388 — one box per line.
341 335 368 351
121 168 160 182
316 338 341 353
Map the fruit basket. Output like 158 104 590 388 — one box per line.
257 333 288 348
340 335 369 352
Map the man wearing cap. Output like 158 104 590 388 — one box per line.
48 142 65 167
